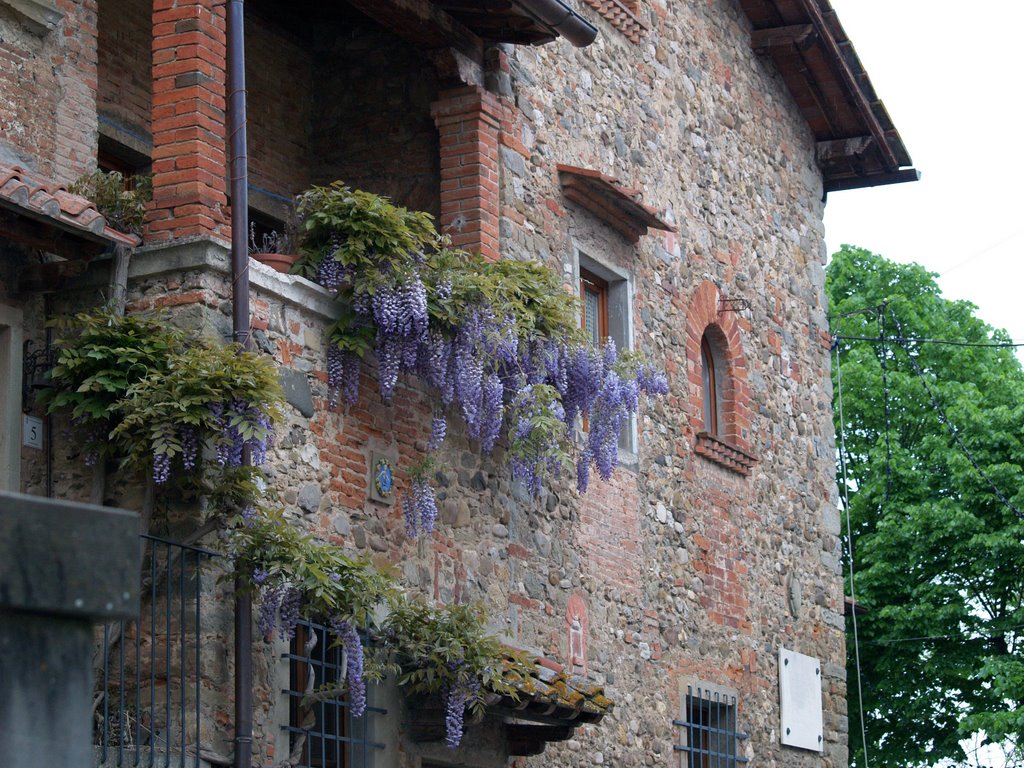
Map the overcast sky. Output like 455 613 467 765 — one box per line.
823 0 1023 347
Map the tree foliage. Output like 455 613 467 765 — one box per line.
827 245 1024 767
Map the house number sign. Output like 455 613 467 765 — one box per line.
22 414 43 450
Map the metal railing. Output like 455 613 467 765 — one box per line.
96 534 219 768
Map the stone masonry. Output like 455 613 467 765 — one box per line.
0 0 859 766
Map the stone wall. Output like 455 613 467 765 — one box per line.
1 0 847 766
492 1 843 765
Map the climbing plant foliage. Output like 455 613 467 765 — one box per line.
295 182 668 534
43 308 283 483
44 308 529 749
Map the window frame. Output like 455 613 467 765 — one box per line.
574 249 637 457
580 267 609 349
700 334 719 436
0 304 23 492
285 619 386 768
674 681 747 767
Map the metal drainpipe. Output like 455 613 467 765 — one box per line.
513 0 598 47
227 1 253 767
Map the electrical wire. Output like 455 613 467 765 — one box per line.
835 343 872 768
877 304 893 505
833 334 1024 349
887 308 1024 522
864 623 1024 646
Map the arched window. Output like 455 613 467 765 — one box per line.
687 281 756 475
700 333 719 435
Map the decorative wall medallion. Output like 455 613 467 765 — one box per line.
368 451 396 505
786 572 802 618
373 456 394 501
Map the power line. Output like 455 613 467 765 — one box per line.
864 623 1024 646
939 226 1024 277
834 334 1024 349
835 343 872 768
877 304 893 505
886 309 1024 522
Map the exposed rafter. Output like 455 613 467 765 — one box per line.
738 0 918 192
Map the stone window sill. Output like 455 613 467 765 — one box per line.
694 432 756 476
581 0 648 43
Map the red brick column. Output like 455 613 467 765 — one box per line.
147 0 229 243
430 87 501 261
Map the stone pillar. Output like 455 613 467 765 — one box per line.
431 86 501 261
147 0 229 244
0 491 139 767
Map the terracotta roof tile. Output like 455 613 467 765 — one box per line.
0 165 141 248
494 654 615 723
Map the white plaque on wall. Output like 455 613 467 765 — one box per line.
779 647 824 751
22 414 43 450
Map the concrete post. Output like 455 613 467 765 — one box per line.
0 491 139 767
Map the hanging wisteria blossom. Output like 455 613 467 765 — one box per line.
330 618 367 718
297 183 669 530
404 476 438 538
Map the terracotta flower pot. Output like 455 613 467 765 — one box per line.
251 252 298 274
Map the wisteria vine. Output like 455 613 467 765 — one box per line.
296 183 669 537
233 507 525 740
43 308 283 488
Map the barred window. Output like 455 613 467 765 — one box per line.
674 684 747 767
285 619 386 768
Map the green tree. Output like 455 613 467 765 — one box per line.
827 245 1024 767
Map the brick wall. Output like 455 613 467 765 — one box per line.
432 86 501 260
310 15 440 217
245 13 313 205
147 0 229 243
0 1 97 180
98 0 151 143
53 0 98 181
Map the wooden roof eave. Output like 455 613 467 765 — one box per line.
740 0 918 191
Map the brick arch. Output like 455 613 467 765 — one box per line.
686 281 756 472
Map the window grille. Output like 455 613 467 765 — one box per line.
284 619 386 768
673 685 748 767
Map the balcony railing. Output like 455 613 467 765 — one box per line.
96 534 219 768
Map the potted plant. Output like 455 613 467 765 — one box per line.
69 170 152 236
249 222 298 273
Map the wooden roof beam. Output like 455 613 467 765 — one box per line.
816 136 873 164
347 0 484 62
824 168 921 193
791 0 900 171
751 23 814 53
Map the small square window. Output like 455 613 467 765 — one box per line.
674 684 747 767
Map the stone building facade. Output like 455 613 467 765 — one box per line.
0 1 915 767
